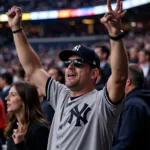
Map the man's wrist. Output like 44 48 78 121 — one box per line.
109 30 125 41
12 27 23 33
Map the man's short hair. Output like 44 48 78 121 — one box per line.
95 45 110 59
0 72 13 85
128 63 144 88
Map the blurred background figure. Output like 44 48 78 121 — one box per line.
112 64 150 150
95 68 107 90
0 98 7 146
16 67 25 82
37 87 54 125
94 45 111 90
47 66 65 84
0 72 13 112
128 47 139 63
138 49 150 89
5 82 49 150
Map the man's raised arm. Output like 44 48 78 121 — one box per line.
101 0 128 103
6 6 49 95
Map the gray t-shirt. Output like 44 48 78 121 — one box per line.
46 78 124 150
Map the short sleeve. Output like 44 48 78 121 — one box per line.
98 87 125 124
45 77 69 110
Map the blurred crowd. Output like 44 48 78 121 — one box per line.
0 32 150 88
0 0 119 13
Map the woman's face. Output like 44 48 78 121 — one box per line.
5 86 24 113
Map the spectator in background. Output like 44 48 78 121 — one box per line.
94 45 111 90
138 49 150 89
37 87 54 125
12 68 18 83
48 66 65 84
16 67 25 81
95 68 107 90
0 72 13 112
94 45 111 81
128 47 138 63
4 82 49 150
112 64 150 150
0 98 7 145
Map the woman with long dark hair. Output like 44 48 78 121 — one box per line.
4 82 49 150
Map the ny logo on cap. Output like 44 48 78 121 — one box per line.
73 45 81 51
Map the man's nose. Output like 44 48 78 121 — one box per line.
68 62 75 70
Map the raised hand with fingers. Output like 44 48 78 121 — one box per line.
12 122 26 144
101 0 126 37
6 6 22 31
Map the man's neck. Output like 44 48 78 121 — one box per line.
126 85 136 95
70 87 95 97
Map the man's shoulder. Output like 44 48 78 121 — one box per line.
83 89 104 99
126 94 150 110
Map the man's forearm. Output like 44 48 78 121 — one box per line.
110 39 128 82
13 30 42 75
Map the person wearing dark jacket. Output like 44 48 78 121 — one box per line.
94 45 111 81
111 63 150 150
37 87 54 124
4 82 49 150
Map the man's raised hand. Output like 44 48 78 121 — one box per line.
6 6 22 31
101 0 126 37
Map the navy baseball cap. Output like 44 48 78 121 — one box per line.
59 45 100 69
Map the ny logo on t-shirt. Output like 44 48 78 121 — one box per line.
68 103 91 126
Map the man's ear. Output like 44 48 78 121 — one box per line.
126 78 131 86
91 68 99 80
